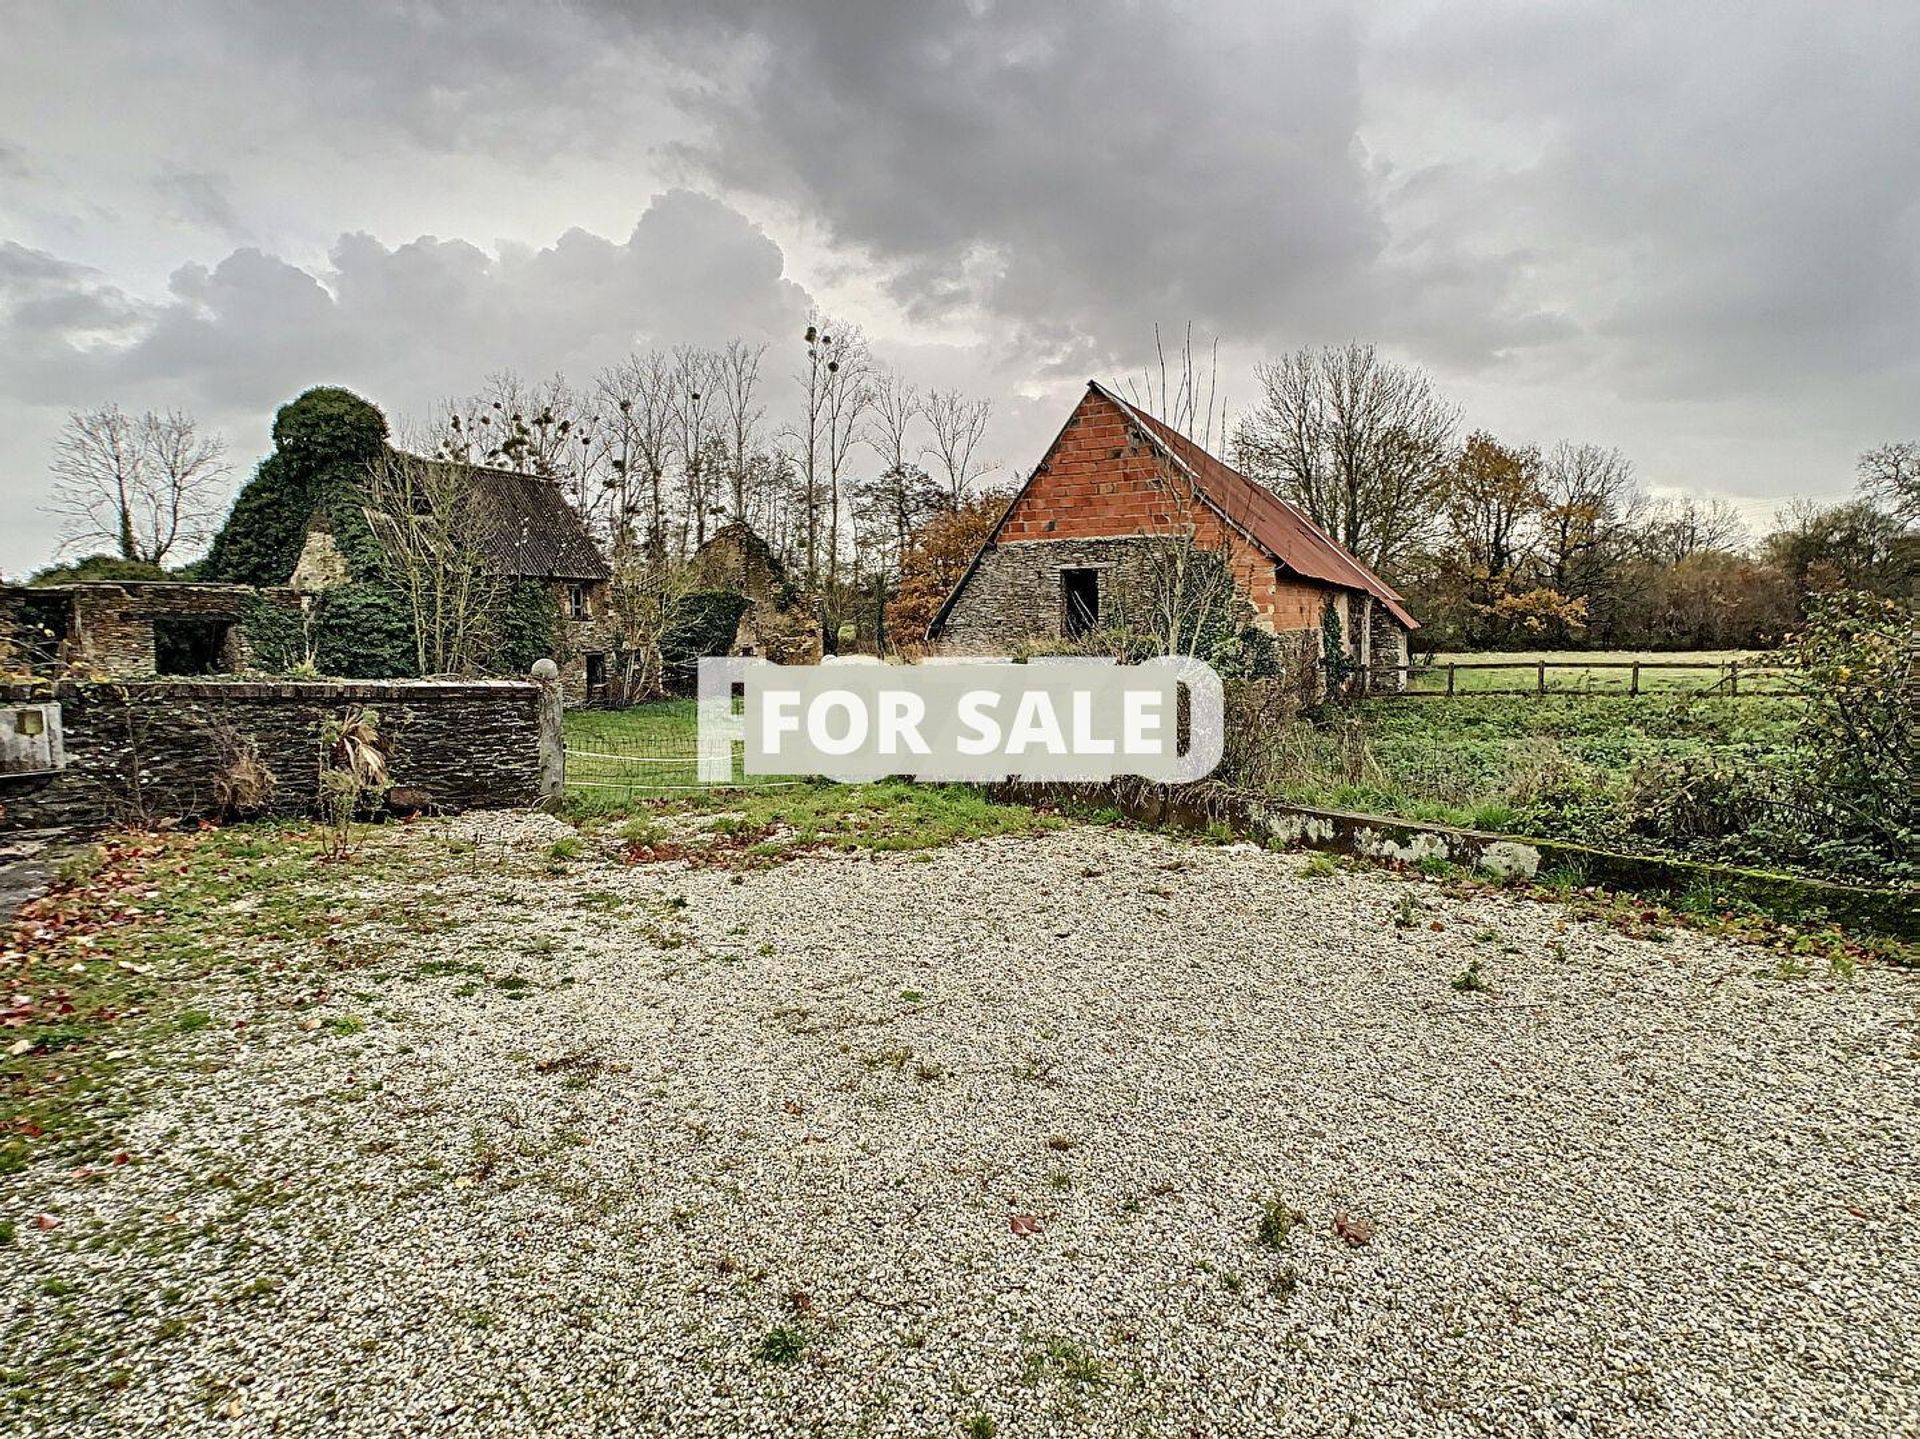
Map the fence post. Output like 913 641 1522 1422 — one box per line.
1629 661 1640 696
1728 660 1740 696
1537 660 1546 694
532 658 566 809
1447 663 1456 697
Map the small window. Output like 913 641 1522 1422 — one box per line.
1062 568 1099 638
567 584 590 621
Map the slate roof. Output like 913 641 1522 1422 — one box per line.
462 466 610 581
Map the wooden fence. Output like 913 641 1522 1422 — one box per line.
1370 657 1794 698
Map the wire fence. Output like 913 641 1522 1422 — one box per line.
562 698 804 797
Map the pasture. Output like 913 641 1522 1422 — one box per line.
1401 648 1784 695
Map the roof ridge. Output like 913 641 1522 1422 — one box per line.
1087 380 1416 627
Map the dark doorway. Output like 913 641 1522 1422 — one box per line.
584 652 607 702
153 619 232 675
1062 568 1099 638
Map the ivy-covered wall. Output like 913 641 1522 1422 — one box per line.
203 387 558 679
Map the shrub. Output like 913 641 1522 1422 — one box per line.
1772 591 1916 875
660 589 751 680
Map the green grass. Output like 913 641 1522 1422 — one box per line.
566 700 802 800
1410 649 1788 695
1260 692 1801 856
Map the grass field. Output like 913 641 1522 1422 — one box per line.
1405 649 1786 695
565 681 1824 876
564 699 710 796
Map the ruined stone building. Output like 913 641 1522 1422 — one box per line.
930 382 1417 688
291 465 613 701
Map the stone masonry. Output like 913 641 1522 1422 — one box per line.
0 678 551 832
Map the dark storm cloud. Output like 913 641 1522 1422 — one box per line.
1 0 1914 574
606 0 1407 361
1372 1 1920 404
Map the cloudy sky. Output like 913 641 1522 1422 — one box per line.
1 0 1913 576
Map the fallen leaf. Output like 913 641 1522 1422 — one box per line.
33 1213 61 1230
1333 1211 1375 1246
7 1039 32 1057
1009 1214 1043 1237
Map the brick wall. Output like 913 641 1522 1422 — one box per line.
938 388 1339 651
0 678 552 833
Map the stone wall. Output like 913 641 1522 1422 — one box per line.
1367 602 1410 693
1 582 304 679
937 536 1162 653
0 678 556 833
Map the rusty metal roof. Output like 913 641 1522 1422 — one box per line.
1090 382 1418 630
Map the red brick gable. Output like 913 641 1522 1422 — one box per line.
940 384 1416 637
997 387 1179 541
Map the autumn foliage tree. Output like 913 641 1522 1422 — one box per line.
884 489 1011 652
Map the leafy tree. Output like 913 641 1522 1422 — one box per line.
886 490 1011 650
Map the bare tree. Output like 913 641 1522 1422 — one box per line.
1638 496 1748 564
858 371 939 575
1540 441 1643 580
1233 343 1458 576
922 388 993 508
46 405 230 565
1112 327 1246 659
437 371 601 526
820 324 872 596
670 347 720 555
594 351 676 562
715 340 767 528
790 318 831 586
1858 441 1920 527
361 449 505 676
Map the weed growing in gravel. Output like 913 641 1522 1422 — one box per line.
1021 1335 1105 1390
1451 958 1493 994
755 1324 809 1366
1046 1171 1072 1192
584 780 1061 864
962 1416 998 1439
547 836 583 862
1301 852 1339 878
1392 892 1420 928
1256 1195 1307 1249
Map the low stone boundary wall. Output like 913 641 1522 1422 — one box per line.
1005 779 1919 942
0 678 561 833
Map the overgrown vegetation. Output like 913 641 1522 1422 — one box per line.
1214 593 1916 887
200 387 560 678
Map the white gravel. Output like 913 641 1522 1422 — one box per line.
3 813 1916 1438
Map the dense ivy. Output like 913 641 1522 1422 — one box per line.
202 388 389 587
498 580 562 676
661 590 752 677
310 582 420 678
204 386 559 678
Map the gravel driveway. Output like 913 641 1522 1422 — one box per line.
4 815 1916 1437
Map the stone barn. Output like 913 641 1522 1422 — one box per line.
929 382 1417 688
